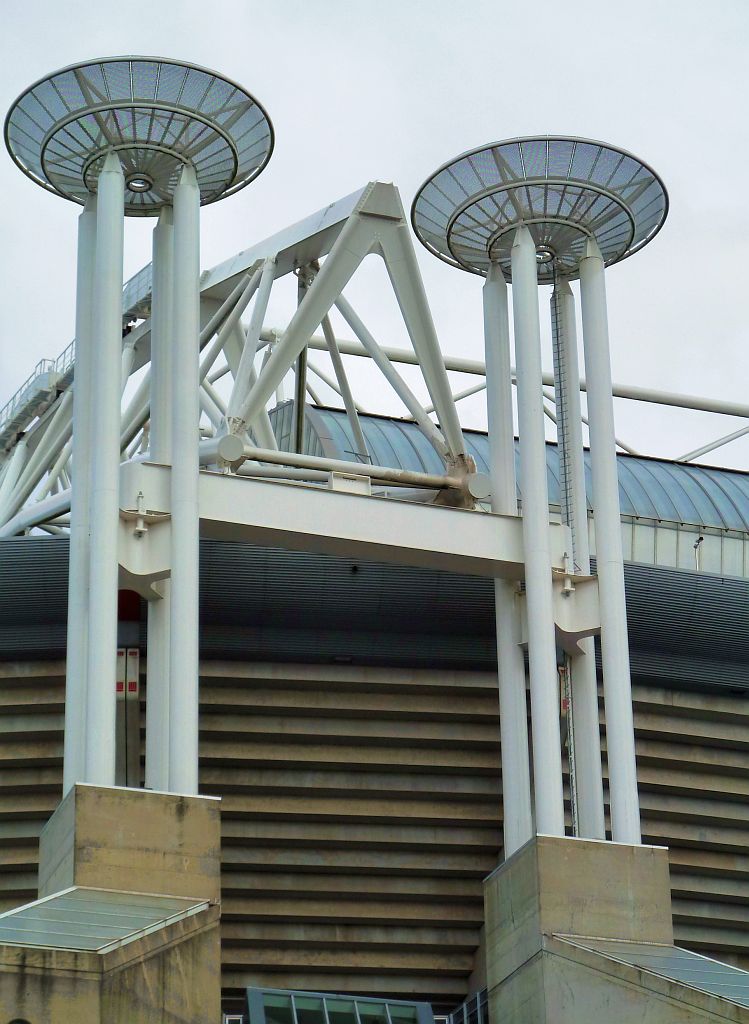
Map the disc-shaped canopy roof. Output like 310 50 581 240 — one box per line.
4 57 274 215
411 137 668 283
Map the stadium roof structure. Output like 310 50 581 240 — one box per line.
285 405 749 534
4 56 274 214
411 136 668 282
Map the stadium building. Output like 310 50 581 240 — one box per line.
1 55 748 1024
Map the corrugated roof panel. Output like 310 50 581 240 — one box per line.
308 407 749 531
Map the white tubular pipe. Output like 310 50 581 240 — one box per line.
5 392 73 519
334 296 448 455
235 442 461 490
0 436 29 518
0 489 71 537
146 206 174 793
199 266 263 384
579 238 640 844
169 164 201 796
307 359 367 413
383 221 467 460
227 256 276 430
551 280 605 840
150 207 174 463
200 386 223 429
63 194 97 794
84 152 125 786
120 338 136 396
37 439 72 500
483 262 533 857
678 424 749 463
229 325 278 452
425 381 487 415
321 315 370 462
511 226 565 837
120 371 151 452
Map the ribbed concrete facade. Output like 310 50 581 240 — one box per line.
1 659 747 1014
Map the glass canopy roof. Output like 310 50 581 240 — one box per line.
411 137 668 283
0 886 208 952
4 57 274 215
560 936 749 1009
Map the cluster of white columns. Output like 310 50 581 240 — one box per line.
64 156 202 797
483 227 641 855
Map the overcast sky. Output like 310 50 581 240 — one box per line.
1 0 748 467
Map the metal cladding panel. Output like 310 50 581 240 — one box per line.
0 537 748 694
308 407 749 531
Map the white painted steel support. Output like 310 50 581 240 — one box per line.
511 226 566 836
227 256 276 434
579 237 641 843
120 337 136 396
551 280 605 840
379 221 466 461
4 392 73 521
678 423 749 463
483 262 533 856
226 325 278 451
321 315 370 462
63 194 97 794
37 439 72 499
0 436 28 520
199 267 262 384
168 164 201 795
334 296 447 455
306 359 367 413
84 152 125 785
146 206 174 792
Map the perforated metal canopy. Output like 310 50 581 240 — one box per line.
412 136 668 282
4 56 274 215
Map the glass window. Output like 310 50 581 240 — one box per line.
387 1006 417 1024
263 994 294 1024
325 998 356 1024
356 1002 389 1024
294 996 325 1024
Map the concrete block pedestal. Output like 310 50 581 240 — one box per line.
0 784 222 1024
484 834 709 1024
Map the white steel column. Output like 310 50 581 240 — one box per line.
510 225 566 836
146 206 174 792
483 262 533 856
84 152 125 785
579 237 641 844
63 193 97 794
168 164 201 795
551 280 606 839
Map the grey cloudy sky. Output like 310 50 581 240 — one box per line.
1 0 748 466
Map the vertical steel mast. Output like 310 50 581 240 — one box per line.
411 135 668 849
4 57 275 795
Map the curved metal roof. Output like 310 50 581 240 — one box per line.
4 57 274 214
411 136 668 282
305 406 749 532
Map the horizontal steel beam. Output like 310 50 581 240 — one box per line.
119 460 571 580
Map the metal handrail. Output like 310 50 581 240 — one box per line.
0 358 56 430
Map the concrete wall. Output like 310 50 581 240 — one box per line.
0 659 748 1016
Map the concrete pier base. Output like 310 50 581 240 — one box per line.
483 835 747 1023
0 785 222 1023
